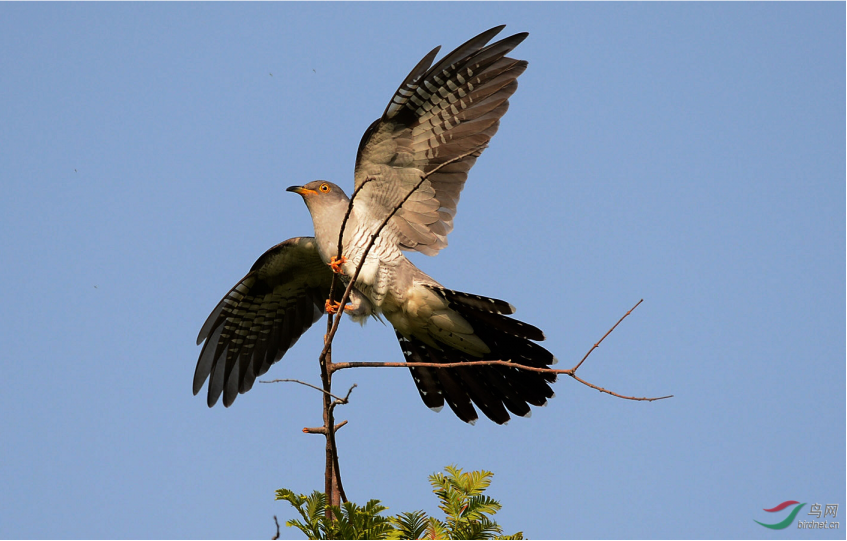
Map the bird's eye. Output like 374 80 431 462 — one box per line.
319 183 330 193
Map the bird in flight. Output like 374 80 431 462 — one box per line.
194 26 557 425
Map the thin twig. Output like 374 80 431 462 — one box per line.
260 378 351 403
568 373 671 402
573 299 643 372
331 383 357 407
272 515 280 540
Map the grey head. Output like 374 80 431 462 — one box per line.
286 181 351 262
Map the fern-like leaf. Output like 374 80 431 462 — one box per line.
276 467 522 540
463 494 501 521
425 516 449 540
275 489 328 539
387 510 429 540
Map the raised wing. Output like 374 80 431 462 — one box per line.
353 26 528 256
194 237 337 407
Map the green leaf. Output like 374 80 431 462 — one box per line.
387 510 429 540
275 489 329 539
276 466 523 540
424 516 449 540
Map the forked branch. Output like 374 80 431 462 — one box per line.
329 299 672 402
260 378 353 403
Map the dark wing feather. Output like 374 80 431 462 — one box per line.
194 237 336 407
354 26 528 256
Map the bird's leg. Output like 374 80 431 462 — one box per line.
329 255 347 274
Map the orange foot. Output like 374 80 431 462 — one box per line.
325 299 355 315
325 299 341 314
329 255 347 274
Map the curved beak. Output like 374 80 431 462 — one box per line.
286 185 316 196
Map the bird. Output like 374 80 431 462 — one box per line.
194 26 557 425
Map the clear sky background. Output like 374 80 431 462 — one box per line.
1 3 844 540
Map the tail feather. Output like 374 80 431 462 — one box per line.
434 287 515 315
499 364 555 407
426 353 479 424
455 307 545 341
475 325 556 369
479 366 534 417
395 288 557 425
397 332 479 424
443 346 511 425
409 366 445 411
400 335 444 411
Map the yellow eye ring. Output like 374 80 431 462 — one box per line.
319 183 330 193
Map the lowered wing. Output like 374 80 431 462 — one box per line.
194 237 337 407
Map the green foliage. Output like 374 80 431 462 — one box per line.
275 488 393 540
276 466 523 540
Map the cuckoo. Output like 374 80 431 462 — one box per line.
194 26 557 425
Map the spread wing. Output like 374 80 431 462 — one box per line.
353 25 528 256
194 237 337 407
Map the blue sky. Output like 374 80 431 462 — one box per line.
1 3 843 539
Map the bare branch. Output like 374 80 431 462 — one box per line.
568 373 672 402
260 378 351 403
332 361 673 402
331 359 567 373
329 300 671 402
326 385 357 505
330 359 670 402
272 515 280 540
332 384 357 407
302 420 348 435
573 299 643 372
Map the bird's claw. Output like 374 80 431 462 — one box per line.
329 255 347 274
325 299 354 315
325 299 341 314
